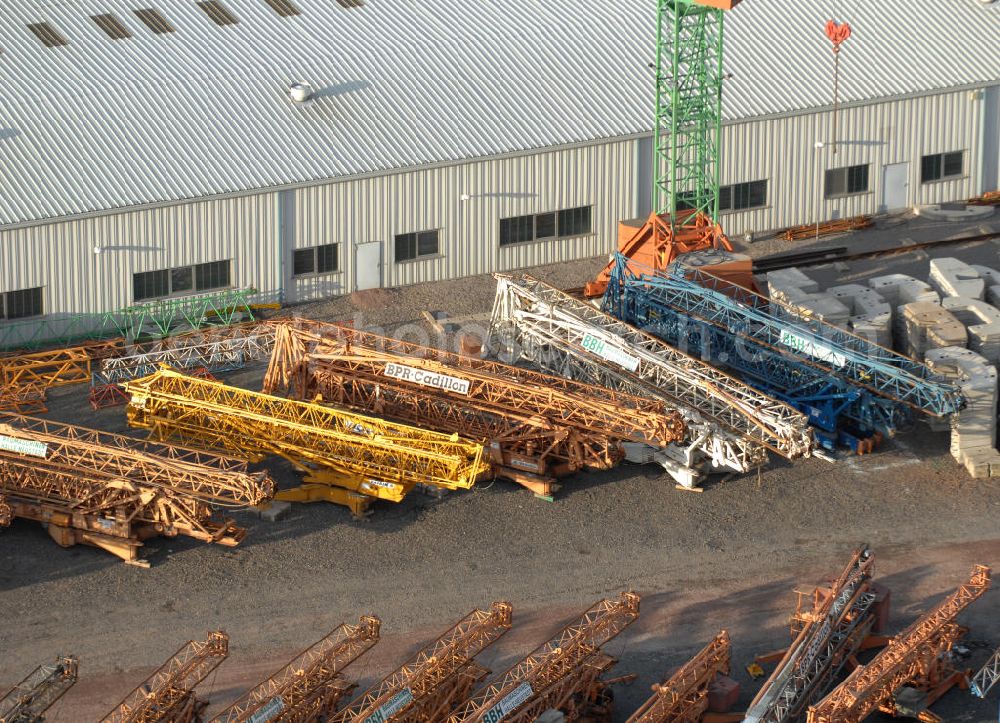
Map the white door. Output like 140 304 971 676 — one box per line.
355 241 382 291
882 162 909 211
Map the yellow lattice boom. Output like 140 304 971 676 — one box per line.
123 368 489 515
334 602 513 723
102 631 229 723
212 616 380 722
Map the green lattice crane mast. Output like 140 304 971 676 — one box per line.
585 0 740 298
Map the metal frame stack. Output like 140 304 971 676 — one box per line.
0 655 78 722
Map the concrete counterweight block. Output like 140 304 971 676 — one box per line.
867 273 939 309
895 302 967 360
973 265 1000 287
925 346 1000 478
827 283 893 346
929 257 986 299
765 268 851 327
989 286 1000 310
941 296 1000 364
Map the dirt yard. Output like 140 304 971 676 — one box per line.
1 214 999 721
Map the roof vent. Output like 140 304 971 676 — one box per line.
289 82 313 103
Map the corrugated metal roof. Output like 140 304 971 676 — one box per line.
1 0 998 227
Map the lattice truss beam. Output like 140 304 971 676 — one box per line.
488 274 811 478
0 415 273 566
263 321 685 493
123 368 489 513
212 617 380 723
970 645 1000 698
626 630 730 723
808 565 991 723
611 258 962 418
334 602 513 723
97 322 277 387
745 547 877 723
0 341 121 412
102 632 229 723
0 492 10 527
0 655 78 722
448 592 640 723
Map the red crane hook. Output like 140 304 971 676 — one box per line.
825 20 852 52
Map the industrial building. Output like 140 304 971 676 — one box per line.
1 0 998 322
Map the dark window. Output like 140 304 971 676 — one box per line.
263 0 301 16
92 14 132 40
134 8 174 34
825 164 869 198
719 180 767 212
195 260 230 290
921 151 964 183
316 243 338 273
535 212 556 240
197 1 239 25
675 191 697 211
293 248 315 276
558 206 592 237
170 267 193 294
2 287 44 320
337 0 365 7
134 269 169 301
395 230 439 262
27 22 68 47
499 216 533 246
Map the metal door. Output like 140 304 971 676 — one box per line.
355 241 382 291
882 162 909 211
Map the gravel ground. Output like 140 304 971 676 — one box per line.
1 217 999 721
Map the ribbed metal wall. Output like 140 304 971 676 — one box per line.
0 195 281 315
715 88 989 238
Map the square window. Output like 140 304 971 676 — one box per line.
27 22 68 48
134 269 169 301
558 206 591 237
417 231 438 257
847 164 869 194
262 0 301 16
395 233 416 262
535 213 556 239
499 216 534 246
3 287 43 319
943 151 963 178
748 180 767 208
317 244 339 273
92 14 132 40
195 260 230 290
337 0 365 7
293 248 315 276
170 266 193 294
197 1 239 26
134 8 174 34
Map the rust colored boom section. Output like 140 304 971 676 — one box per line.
212 616 381 723
334 602 513 723
0 341 120 411
102 631 229 723
626 631 730 723
0 655 78 722
123 368 489 514
808 564 991 723
0 492 10 527
448 592 640 723
264 321 685 496
0 415 273 566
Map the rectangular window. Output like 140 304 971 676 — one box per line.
825 164 869 199
719 180 768 212
500 205 594 247
395 230 439 262
921 151 964 183
92 13 132 40
2 287 44 320
293 244 339 276
337 0 365 7
197 1 239 26
263 0 301 16
133 261 230 301
27 22 68 47
134 8 174 34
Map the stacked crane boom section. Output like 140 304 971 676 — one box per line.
745 546 877 723
970 645 1000 698
0 341 120 411
334 602 513 723
603 257 962 446
626 631 730 723
489 273 811 486
101 631 229 723
123 368 489 516
448 592 640 723
0 655 78 722
0 415 273 566
808 565 991 723
263 321 685 495
212 616 380 723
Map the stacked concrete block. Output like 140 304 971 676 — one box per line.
925 346 1000 478
929 257 985 299
765 268 851 326
989 286 1000 310
763 268 818 299
894 302 968 360
975 265 1000 311
941 296 1000 364
867 274 940 308
827 283 893 346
